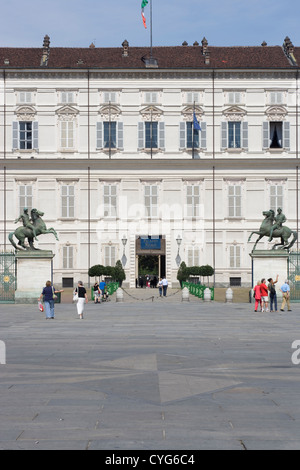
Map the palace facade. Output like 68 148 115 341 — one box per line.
1 35 300 287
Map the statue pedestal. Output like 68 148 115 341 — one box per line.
15 251 54 304
250 250 289 288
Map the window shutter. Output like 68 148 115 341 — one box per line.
200 121 207 149
159 122 165 151
283 121 290 150
138 122 144 150
12 121 19 150
179 122 186 150
117 122 124 150
96 122 103 149
262 122 270 150
221 122 228 150
242 122 248 150
33 122 39 150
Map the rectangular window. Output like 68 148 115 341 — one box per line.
61 121 74 149
187 247 200 267
103 122 117 149
104 245 116 266
187 185 200 217
145 185 158 217
186 122 199 149
228 122 241 148
145 122 158 149
228 92 241 104
269 92 283 105
270 185 283 212
19 92 32 104
19 122 32 149
145 92 158 104
104 185 117 217
186 92 200 104
270 122 283 149
61 92 74 103
230 245 241 268
19 185 33 213
63 246 74 269
228 185 241 217
103 92 117 104
61 185 75 218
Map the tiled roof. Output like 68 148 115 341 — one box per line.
0 44 296 69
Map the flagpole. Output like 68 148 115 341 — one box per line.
150 0 153 59
192 101 195 159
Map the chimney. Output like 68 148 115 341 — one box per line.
41 34 50 66
193 41 199 47
201 37 210 65
182 41 188 47
261 41 267 47
283 36 297 65
122 39 129 57
89 42 95 49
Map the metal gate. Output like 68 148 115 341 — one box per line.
288 253 300 303
0 253 16 303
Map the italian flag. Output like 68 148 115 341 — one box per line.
141 0 148 29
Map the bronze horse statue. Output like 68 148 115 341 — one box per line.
248 210 297 251
8 209 59 250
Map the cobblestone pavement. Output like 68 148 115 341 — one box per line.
0 295 300 450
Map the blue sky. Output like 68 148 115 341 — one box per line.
1 0 300 48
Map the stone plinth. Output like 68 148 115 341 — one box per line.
250 250 289 288
15 251 54 304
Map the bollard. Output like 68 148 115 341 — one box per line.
225 288 233 303
116 288 124 303
203 287 212 302
181 287 190 302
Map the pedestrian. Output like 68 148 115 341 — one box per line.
158 277 163 297
93 282 101 304
253 280 262 312
99 279 107 301
162 276 168 297
75 281 88 319
280 279 292 312
268 275 279 312
38 280 64 319
260 278 269 312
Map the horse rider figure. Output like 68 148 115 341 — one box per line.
14 208 38 241
268 208 287 242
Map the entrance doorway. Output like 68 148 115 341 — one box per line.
135 236 166 288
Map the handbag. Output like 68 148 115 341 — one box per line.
38 301 44 312
73 290 78 302
52 287 58 300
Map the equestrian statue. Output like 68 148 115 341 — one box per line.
248 209 297 252
8 208 59 250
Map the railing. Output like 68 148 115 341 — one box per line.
182 282 214 300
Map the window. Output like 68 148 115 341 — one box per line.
19 185 33 212
270 185 283 212
103 122 117 149
187 185 200 217
186 122 199 149
145 122 158 149
61 92 75 104
187 247 200 266
61 121 74 149
96 122 123 150
262 121 290 150
269 92 283 105
19 122 33 149
19 92 32 104
12 121 39 151
228 185 241 217
103 92 117 104
63 246 74 269
186 92 200 105
179 122 207 150
228 92 241 104
104 185 117 217
230 245 241 268
144 92 158 104
138 122 165 151
228 122 241 148
61 185 75 218
145 185 158 217
221 122 248 151
104 245 116 266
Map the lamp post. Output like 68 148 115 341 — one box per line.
176 235 182 255
122 235 127 256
